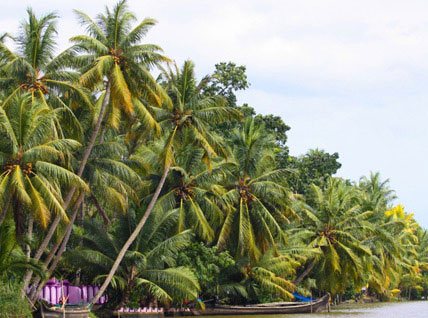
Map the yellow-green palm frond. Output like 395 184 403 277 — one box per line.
111 63 133 114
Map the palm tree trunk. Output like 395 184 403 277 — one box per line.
29 193 85 303
45 193 86 269
293 259 316 285
90 165 171 305
26 216 34 258
21 215 33 297
13 200 25 240
47 194 84 271
34 82 111 258
0 199 10 226
23 83 112 293
76 82 112 178
120 267 136 308
91 194 111 225
78 197 85 226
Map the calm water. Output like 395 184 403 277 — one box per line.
199 301 428 318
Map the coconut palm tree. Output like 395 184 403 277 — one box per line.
396 215 424 300
0 8 90 110
416 229 428 298
0 94 87 235
238 250 298 303
27 124 150 302
152 145 230 242
358 172 396 218
66 207 199 307
0 9 58 100
2 7 87 292
24 0 169 293
417 229 428 270
0 94 88 297
8 7 94 286
0 16 90 264
42 0 167 208
357 174 405 296
156 60 240 163
295 178 372 295
216 119 293 260
44 0 168 206
90 60 239 304
63 0 168 135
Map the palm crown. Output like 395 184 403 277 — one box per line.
0 9 89 108
218 119 292 260
296 178 372 294
0 94 87 232
64 0 168 117
157 60 241 168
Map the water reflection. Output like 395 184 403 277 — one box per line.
320 301 428 318
199 301 428 318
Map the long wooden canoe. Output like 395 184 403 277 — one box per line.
169 294 330 316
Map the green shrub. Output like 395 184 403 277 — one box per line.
0 282 32 318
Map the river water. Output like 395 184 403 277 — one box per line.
199 301 428 318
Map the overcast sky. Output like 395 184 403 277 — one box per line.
2 0 428 226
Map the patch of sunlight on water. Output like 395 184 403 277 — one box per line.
199 301 428 318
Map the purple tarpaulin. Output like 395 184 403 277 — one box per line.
38 279 108 305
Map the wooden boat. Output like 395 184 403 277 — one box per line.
40 303 90 318
167 294 330 316
112 309 164 318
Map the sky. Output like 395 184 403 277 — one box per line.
1 0 428 226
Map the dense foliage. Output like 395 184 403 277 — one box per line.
1 0 427 313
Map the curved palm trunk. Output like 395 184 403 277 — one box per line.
47 194 84 272
91 194 111 225
90 165 171 305
23 83 111 293
293 259 316 285
29 193 85 303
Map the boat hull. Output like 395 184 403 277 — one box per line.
40 304 90 318
168 294 330 316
